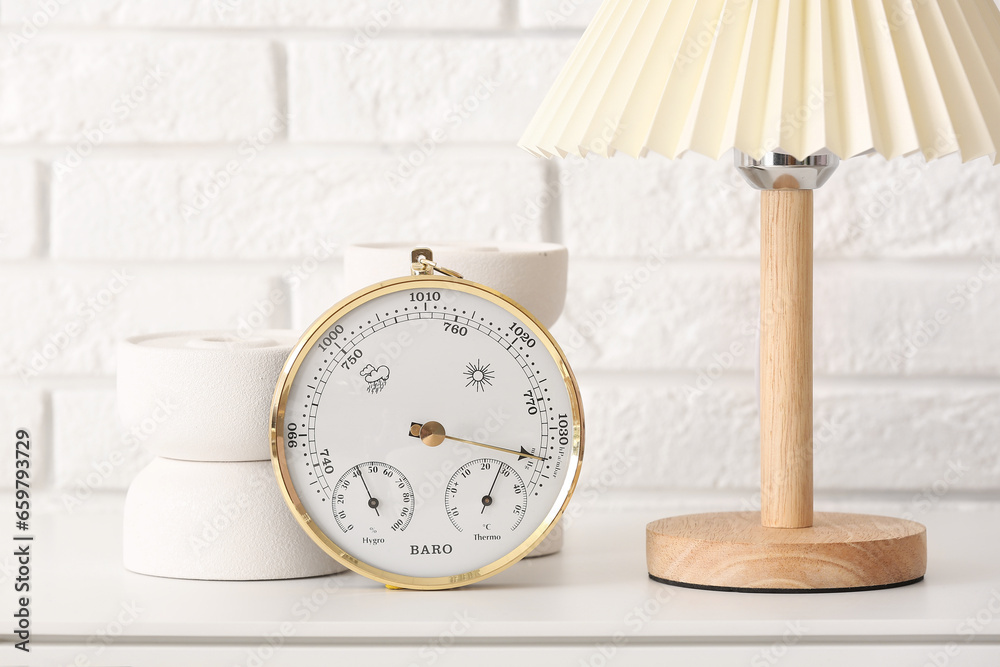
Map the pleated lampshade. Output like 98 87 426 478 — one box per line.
519 0 1000 164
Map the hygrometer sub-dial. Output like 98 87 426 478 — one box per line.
332 462 414 536
446 458 528 535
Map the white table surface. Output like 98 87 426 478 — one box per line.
3 495 1000 666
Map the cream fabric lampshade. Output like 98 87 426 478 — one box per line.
518 0 1000 164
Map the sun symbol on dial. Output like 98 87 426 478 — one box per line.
463 360 495 392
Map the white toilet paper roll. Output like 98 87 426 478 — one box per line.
344 243 569 327
118 330 297 462
123 457 345 580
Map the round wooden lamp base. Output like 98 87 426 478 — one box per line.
646 512 926 593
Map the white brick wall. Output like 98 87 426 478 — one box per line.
2 1 999 512
0 38 277 142
0 267 285 378
288 39 575 143
1 1 508 28
518 0 602 29
553 261 1000 375
51 156 549 258
0 160 39 258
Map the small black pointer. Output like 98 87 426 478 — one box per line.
357 466 380 517
481 466 502 514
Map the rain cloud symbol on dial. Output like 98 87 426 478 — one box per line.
360 364 390 394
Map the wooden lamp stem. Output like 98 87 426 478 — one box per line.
760 189 813 529
644 152 926 591
645 151 925 592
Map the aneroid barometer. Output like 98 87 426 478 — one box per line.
271 248 584 589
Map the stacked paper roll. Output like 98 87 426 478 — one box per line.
118 331 297 462
123 458 342 580
345 243 569 558
119 331 345 580
344 243 569 328
529 522 564 559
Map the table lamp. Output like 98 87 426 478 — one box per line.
519 0 1000 592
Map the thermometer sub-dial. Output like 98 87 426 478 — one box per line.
445 459 528 534
332 462 414 536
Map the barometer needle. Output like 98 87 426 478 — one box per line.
409 421 545 462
